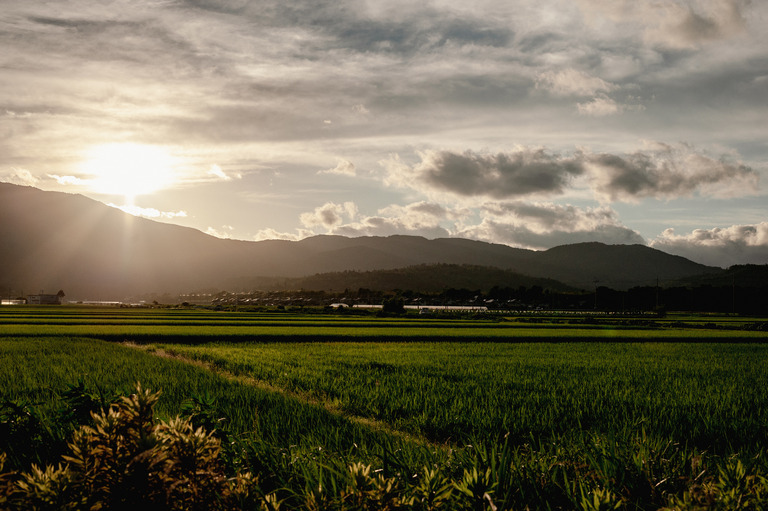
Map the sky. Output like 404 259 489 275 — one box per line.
1 0 767 268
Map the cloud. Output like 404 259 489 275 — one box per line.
384 148 583 199
292 198 643 250
332 217 453 239
1 168 39 186
459 220 645 250
577 95 622 116
300 201 358 228
108 203 188 219
585 143 759 202
536 69 617 97
318 159 356 176
481 201 624 230
332 201 461 238
378 201 466 222
536 69 638 117
576 0 751 49
646 0 749 48
294 200 458 238
651 222 768 267
208 164 241 181
206 225 235 239
385 144 758 203
352 104 370 115
49 174 87 186
252 227 313 241
457 201 644 249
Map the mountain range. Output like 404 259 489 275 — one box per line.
0 183 732 301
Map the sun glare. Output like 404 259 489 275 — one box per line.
81 143 176 201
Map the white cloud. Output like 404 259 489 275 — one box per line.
318 159 356 176
651 222 768 267
109 203 188 219
329 201 461 238
208 164 240 181
332 217 453 239
1 168 39 186
457 201 644 249
458 219 644 250
291 198 644 250
49 174 87 186
577 95 622 116
353 104 370 115
536 69 617 97
206 225 235 239
252 227 313 241
300 201 358 229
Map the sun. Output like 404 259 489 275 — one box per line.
81 143 176 202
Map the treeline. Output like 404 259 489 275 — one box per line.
207 282 768 314
403 284 768 314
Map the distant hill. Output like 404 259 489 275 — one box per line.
529 242 720 289
0 183 725 300
241 264 575 293
674 264 768 288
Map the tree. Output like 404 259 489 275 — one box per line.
382 297 405 314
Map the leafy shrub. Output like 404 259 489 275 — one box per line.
0 385 262 510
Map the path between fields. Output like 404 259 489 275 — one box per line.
124 342 439 448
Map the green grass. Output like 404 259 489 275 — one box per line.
0 337 423 467
2 307 766 342
157 341 768 452
1 308 767 508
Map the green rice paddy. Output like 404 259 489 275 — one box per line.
1 306 767 509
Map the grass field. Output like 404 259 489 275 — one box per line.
155 341 768 451
1 306 765 342
1 306 767 509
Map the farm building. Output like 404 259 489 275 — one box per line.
27 292 64 305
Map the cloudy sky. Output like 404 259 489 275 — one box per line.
2 0 767 268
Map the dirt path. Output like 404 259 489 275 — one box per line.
123 342 440 448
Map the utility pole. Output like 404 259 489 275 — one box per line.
593 279 599 310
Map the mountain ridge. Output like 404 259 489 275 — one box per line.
0 183 723 300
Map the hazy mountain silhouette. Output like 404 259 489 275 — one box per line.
0 183 722 300
238 264 574 294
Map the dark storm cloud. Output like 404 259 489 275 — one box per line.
395 149 584 199
586 145 759 201
389 144 759 203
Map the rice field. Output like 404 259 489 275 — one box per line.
1 306 767 509
155 341 768 451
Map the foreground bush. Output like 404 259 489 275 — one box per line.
0 385 262 510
